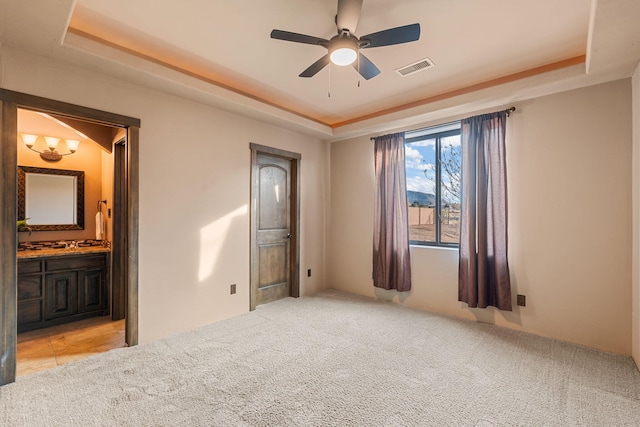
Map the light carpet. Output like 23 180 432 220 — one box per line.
1 290 639 426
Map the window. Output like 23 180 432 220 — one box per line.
405 122 461 246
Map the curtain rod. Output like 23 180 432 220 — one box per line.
370 107 516 141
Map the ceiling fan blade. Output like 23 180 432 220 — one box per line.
336 0 363 33
352 52 380 80
271 29 329 47
299 55 331 78
360 23 420 48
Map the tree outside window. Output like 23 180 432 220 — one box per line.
405 124 461 246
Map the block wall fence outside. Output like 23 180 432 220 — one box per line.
408 207 435 225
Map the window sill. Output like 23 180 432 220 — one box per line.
409 244 459 252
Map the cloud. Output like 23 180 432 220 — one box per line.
406 175 435 194
405 146 422 160
409 139 436 147
441 135 461 147
405 146 426 170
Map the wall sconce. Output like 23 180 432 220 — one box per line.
21 133 80 162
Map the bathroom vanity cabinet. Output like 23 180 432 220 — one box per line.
17 250 110 332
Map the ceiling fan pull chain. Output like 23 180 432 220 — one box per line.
328 64 332 98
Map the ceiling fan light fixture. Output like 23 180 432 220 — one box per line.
270 1 420 79
330 48 357 66
329 36 358 66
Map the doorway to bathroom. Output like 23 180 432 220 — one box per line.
0 89 140 385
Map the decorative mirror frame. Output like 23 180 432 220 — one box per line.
17 166 85 231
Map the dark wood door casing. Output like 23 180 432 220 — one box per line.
0 89 140 385
0 99 18 385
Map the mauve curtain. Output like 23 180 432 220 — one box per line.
458 111 512 310
373 132 412 292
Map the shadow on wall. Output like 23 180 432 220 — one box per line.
465 271 523 326
372 273 524 327
467 305 523 327
198 205 248 284
374 287 412 304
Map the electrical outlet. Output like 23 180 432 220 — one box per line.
307 269 311 277
230 284 236 295
517 294 526 307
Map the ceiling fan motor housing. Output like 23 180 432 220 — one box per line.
329 31 359 66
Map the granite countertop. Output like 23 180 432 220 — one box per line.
18 246 111 259
17 239 111 259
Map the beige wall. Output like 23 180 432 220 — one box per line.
16 123 104 243
633 63 640 366
2 48 328 344
329 80 633 355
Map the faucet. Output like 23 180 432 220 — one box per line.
69 240 77 249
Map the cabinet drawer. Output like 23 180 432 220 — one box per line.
18 259 42 275
45 255 106 272
18 275 43 300
18 300 43 325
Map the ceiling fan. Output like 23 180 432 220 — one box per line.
270 0 420 80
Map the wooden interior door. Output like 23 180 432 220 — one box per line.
250 144 300 310
254 153 291 306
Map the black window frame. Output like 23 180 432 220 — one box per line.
405 123 461 248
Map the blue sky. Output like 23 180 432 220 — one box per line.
405 134 461 202
405 138 436 195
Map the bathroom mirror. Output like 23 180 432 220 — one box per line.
18 166 84 231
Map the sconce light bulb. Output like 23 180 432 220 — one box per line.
21 133 38 148
44 136 60 150
66 139 80 153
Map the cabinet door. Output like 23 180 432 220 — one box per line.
78 269 108 313
17 274 44 329
45 272 78 320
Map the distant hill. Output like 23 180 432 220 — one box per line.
407 190 435 207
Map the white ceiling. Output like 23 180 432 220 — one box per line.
1 0 639 140
18 110 89 141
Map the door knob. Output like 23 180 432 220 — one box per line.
285 233 292 239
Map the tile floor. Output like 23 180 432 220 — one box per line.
17 316 126 377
